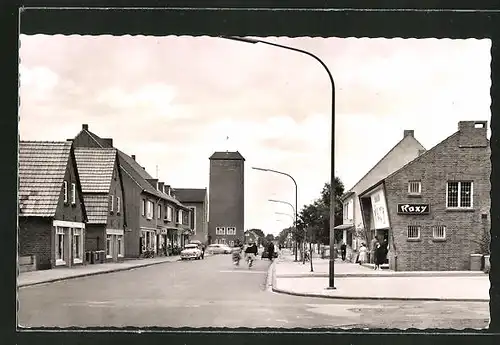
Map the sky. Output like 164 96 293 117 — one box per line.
19 35 492 236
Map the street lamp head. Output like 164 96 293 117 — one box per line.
220 36 260 44
252 167 268 172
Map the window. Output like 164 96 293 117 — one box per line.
432 225 446 240
216 227 225 235
446 181 473 208
157 204 161 219
146 200 154 219
117 196 121 214
109 194 114 212
166 206 173 222
141 199 146 216
72 228 83 263
227 227 236 235
189 207 196 234
177 210 183 224
71 183 76 204
55 227 65 264
183 210 189 225
343 203 349 220
106 235 112 258
117 235 124 257
229 240 234 247
408 181 422 195
407 225 421 240
63 181 68 203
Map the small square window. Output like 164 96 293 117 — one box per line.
407 225 420 240
408 181 421 195
432 225 446 240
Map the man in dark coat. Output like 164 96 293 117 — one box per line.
340 242 347 261
267 242 275 261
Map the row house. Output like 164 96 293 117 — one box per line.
173 188 209 245
18 141 87 270
336 129 426 261
73 147 126 262
72 124 195 258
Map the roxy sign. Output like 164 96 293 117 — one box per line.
397 203 430 215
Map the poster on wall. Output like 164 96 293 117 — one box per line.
370 188 390 229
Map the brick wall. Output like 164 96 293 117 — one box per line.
18 217 52 270
208 159 245 243
384 125 490 271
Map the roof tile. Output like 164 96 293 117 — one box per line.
74 147 117 193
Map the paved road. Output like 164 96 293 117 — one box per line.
18 254 490 329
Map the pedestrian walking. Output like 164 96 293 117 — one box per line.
357 243 368 264
374 242 384 270
340 242 347 261
201 243 205 259
267 242 275 261
370 236 379 264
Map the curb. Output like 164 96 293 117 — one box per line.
270 287 490 302
276 272 487 278
18 258 181 288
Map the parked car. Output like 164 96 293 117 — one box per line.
180 244 203 260
206 244 232 254
189 240 203 249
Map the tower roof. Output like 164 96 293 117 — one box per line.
209 151 245 161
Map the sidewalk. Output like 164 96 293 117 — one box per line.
272 251 490 301
18 255 182 288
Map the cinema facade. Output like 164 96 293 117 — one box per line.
358 121 491 271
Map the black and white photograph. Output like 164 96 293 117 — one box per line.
17 31 492 329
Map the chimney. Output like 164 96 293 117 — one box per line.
418 149 426 156
103 138 113 147
458 120 488 148
131 155 136 161
403 130 414 138
142 167 146 170
158 182 165 192
82 124 89 131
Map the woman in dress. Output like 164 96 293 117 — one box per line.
358 243 368 265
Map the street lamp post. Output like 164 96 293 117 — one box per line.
226 36 336 289
269 199 299 261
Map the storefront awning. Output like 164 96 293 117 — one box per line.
334 224 354 230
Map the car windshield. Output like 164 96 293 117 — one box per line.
184 244 197 249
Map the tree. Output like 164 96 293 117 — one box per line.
246 228 265 246
265 234 275 243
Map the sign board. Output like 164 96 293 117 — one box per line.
370 188 390 229
397 203 430 215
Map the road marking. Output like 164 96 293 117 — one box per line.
219 270 267 274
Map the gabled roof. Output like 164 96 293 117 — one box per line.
359 131 460 198
347 134 426 193
19 141 72 217
209 151 245 161
74 147 117 193
74 127 189 209
82 194 109 224
173 188 207 203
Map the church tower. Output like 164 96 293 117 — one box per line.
208 151 245 246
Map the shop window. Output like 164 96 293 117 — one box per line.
446 181 473 208
407 225 420 240
408 181 421 195
72 228 83 263
55 227 65 265
432 225 446 240
216 227 225 235
106 235 112 258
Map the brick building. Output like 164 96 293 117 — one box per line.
74 147 127 262
18 141 87 270
173 188 209 245
72 124 193 258
358 121 490 271
208 151 245 246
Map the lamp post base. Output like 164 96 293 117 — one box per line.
326 286 337 290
